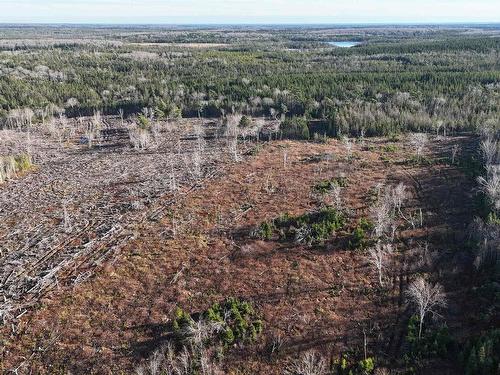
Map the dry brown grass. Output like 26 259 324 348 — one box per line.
0 134 477 374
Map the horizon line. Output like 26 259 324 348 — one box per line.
1 21 500 26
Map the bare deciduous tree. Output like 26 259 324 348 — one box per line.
129 123 152 150
480 136 499 167
372 194 393 239
224 114 242 138
83 111 103 148
7 108 34 130
451 144 460 164
477 134 500 212
392 183 407 215
224 114 242 161
191 149 203 180
147 349 164 375
227 137 240 162
182 318 223 349
329 184 343 211
371 183 411 240
405 277 447 339
284 351 327 375
368 242 394 286
342 137 353 159
65 97 79 108
168 155 178 192
477 172 500 212
469 217 500 269
136 334 223 375
119 108 124 127
408 133 428 160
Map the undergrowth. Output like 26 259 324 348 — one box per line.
256 207 345 245
313 177 349 194
173 297 263 348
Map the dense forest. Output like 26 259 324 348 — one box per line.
0 25 499 136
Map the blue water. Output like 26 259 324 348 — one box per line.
327 41 361 48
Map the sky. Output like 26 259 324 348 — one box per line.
0 0 499 24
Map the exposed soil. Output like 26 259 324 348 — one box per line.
0 133 478 374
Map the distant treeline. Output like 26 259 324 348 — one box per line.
0 29 499 135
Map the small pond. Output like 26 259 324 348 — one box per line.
327 41 362 48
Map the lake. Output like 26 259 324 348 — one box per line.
327 41 361 48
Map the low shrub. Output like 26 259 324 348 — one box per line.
15 153 32 171
137 114 151 129
0 153 33 183
173 298 263 348
154 99 182 120
460 329 500 375
257 221 275 240
333 353 376 375
172 307 194 335
401 155 434 166
139 298 262 375
256 207 345 244
402 315 454 368
205 298 263 346
471 280 500 324
349 218 374 249
239 115 252 128
313 177 348 194
382 144 398 153
487 212 500 225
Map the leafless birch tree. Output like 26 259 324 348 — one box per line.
284 351 327 375
405 277 447 339
368 242 394 286
408 133 428 161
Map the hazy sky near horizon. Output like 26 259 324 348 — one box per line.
1 0 499 24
